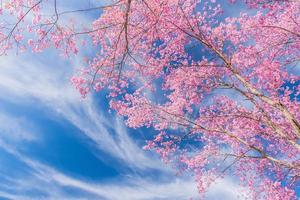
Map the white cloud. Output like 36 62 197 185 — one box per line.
0 140 198 200
0 112 37 142
0 49 168 172
206 178 248 200
0 146 246 200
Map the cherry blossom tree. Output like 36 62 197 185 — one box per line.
1 0 299 199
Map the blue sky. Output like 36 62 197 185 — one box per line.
0 0 277 199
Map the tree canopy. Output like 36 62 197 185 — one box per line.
1 0 299 199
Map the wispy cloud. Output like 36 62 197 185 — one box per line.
0 138 198 200
0 142 246 200
0 111 37 142
0 51 166 169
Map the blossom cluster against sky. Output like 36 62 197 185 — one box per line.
0 38 248 200
1 0 298 199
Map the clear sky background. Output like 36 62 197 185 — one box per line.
0 0 292 199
